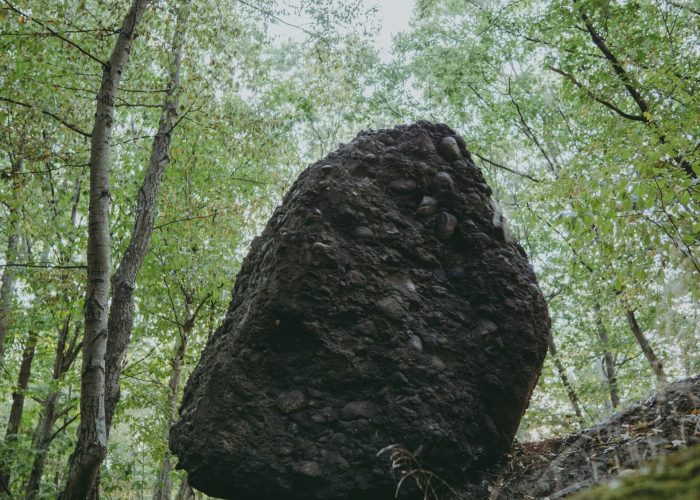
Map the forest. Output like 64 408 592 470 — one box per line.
0 0 698 498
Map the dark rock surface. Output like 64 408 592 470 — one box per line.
170 122 550 499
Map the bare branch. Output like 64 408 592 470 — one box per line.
664 0 700 16
1 262 86 270
547 66 646 122
473 151 542 182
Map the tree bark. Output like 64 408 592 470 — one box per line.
0 156 22 363
153 318 190 500
25 317 81 497
104 0 189 434
626 309 668 386
0 329 37 492
594 303 620 410
60 1 150 498
26 391 61 499
547 332 585 425
152 283 209 500
176 476 195 500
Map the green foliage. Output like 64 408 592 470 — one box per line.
391 0 699 438
1 0 698 496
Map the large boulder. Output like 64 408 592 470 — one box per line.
170 122 550 499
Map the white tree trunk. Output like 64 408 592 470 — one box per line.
60 1 150 497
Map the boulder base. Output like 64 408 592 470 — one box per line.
170 123 550 499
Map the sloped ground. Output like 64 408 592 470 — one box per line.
485 376 700 499
573 443 700 500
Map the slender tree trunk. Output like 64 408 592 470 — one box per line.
0 329 37 492
594 304 620 410
26 319 81 497
26 391 61 499
104 0 189 434
60 1 150 497
626 309 668 385
176 476 195 500
153 321 190 500
0 156 22 363
547 333 585 425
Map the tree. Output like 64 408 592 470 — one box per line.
61 1 151 497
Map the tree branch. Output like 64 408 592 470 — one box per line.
473 151 542 182
2 0 105 66
0 96 92 137
573 0 651 118
0 262 86 270
664 0 700 16
547 66 646 122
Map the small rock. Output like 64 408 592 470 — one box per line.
413 247 438 265
325 451 350 470
413 130 436 152
431 356 446 370
312 241 336 265
329 433 347 446
320 164 333 175
382 223 400 237
435 212 458 239
438 136 461 161
389 178 417 193
340 401 376 420
377 295 406 318
432 171 454 192
294 461 322 477
475 320 498 337
416 196 438 217
409 335 423 352
305 208 323 225
277 390 305 413
347 270 367 286
352 226 374 239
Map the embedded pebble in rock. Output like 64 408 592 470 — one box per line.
351 226 374 239
438 136 461 161
294 461 322 477
435 212 458 239
431 356 446 370
416 195 438 216
170 122 550 500
340 401 376 420
389 177 417 194
277 390 305 413
432 171 454 192
409 335 423 352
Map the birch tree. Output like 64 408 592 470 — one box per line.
61 1 151 497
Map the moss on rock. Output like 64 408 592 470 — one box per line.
574 444 700 500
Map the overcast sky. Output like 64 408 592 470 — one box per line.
268 0 417 61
